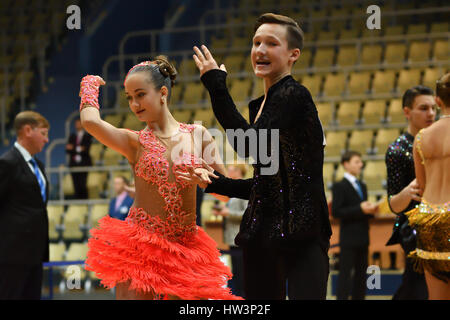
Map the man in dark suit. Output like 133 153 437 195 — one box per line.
0 111 50 300
108 175 134 221
332 151 378 300
66 118 92 199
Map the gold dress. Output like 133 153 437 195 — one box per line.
405 129 450 282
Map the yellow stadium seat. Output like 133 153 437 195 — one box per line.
384 43 407 64
317 30 338 41
293 49 312 73
87 172 107 199
63 173 75 197
243 54 253 74
363 161 387 191
372 70 396 94
200 199 216 223
89 143 104 165
170 83 183 105
110 170 133 183
172 109 192 123
347 72 372 96
323 162 335 190
193 108 215 128
210 35 230 49
251 78 264 99
48 205 64 241
322 73 346 97
223 54 245 72
339 29 359 40
116 89 128 109
239 107 250 123
230 78 252 102
63 205 88 240
324 131 348 157
384 25 404 37
90 203 109 229
104 114 123 127
387 99 407 124
49 243 66 262
361 28 382 39
348 129 374 155
102 148 124 166
361 44 383 65
122 113 145 131
308 9 327 33
231 36 249 49
362 100 386 125
65 243 88 261
183 82 205 105
299 74 322 97
374 128 401 155
433 40 449 61
408 41 431 63
312 47 335 68
334 164 346 182
430 22 449 33
407 23 428 35
178 59 197 76
336 45 358 67
397 69 422 93
316 102 333 127
336 101 361 126
422 68 441 89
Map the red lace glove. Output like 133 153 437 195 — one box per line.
79 75 104 110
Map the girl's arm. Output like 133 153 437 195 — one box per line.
79 76 138 163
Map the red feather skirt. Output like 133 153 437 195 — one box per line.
85 213 243 300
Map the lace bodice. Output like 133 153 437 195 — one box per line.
128 123 203 241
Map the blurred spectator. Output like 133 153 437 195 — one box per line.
332 151 377 300
212 164 248 298
109 176 134 221
66 118 92 199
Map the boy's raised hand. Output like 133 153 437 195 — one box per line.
193 45 227 76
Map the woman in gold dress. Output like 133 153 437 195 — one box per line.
406 73 450 300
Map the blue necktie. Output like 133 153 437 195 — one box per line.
355 180 364 200
29 158 46 202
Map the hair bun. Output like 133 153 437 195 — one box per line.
154 55 177 87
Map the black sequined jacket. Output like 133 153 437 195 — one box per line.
202 69 332 248
385 132 419 249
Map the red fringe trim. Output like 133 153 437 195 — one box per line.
85 216 243 300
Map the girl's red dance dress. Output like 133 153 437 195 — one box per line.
85 123 242 299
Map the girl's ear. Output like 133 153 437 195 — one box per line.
160 86 169 101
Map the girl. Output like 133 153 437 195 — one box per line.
406 73 450 300
79 56 242 300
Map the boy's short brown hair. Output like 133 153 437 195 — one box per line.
14 111 50 134
254 13 304 51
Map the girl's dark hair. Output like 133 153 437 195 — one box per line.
436 73 450 107
125 55 177 101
